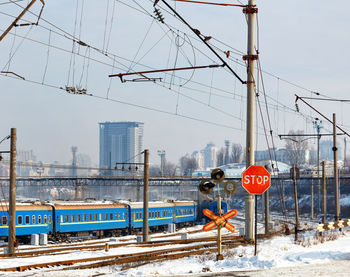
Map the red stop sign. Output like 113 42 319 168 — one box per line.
242 165 271 194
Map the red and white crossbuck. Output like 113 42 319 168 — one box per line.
203 209 237 233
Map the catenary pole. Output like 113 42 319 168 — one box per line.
293 164 300 241
8 128 16 256
322 161 327 224
333 114 340 221
143 149 149 242
244 0 257 241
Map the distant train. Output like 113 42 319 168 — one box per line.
0 200 197 242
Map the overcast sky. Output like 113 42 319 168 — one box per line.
0 0 349 166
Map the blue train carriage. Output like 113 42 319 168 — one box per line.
174 201 197 227
0 202 52 242
53 201 129 238
128 201 175 232
209 200 228 216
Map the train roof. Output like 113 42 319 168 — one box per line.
173 201 196 207
127 201 175 209
127 200 196 209
0 202 51 211
51 201 128 210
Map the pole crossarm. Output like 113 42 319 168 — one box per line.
109 64 224 83
295 95 350 138
173 0 247 7
279 133 344 138
0 0 45 42
278 133 345 143
156 0 246 84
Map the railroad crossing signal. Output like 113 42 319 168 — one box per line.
242 165 271 194
224 180 237 195
203 209 237 233
199 180 215 195
211 168 225 183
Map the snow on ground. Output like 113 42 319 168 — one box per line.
1 222 350 276
113 229 350 277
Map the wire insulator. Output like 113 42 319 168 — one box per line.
153 8 165 23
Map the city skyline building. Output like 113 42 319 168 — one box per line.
99 122 144 174
202 143 217 169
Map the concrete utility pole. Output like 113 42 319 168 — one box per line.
244 0 257 241
333 114 340 221
8 128 16 256
142 149 149 242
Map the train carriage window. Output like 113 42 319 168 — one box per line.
158 211 160 218
38 215 42 224
77 214 81 222
94 214 97 221
149 212 151 218
49 215 52 223
122 213 125 220
115 213 118 220
25 215 30 224
110 213 113 220
105 213 108 220
2 216 7 225
140 212 142 219
136 213 138 220
71 215 74 222
17 216 23 225
32 215 35 224
99 213 102 221
44 215 47 224
64 215 67 223
59 215 62 223
89 214 92 221
83 214 87 222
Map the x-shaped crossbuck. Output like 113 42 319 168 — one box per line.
203 209 237 233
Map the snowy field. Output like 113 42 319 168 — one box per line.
1 220 349 276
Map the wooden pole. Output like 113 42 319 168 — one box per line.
333 113 340 221
142 150 149 242
8 128 16 255
322 161 327 224
293 164 299 241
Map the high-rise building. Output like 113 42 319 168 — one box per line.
99 122 144 174
202 143 217 169
191 151 204 170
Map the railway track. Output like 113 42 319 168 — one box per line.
0 228 291 273
0 236 247 272
0 233 241 258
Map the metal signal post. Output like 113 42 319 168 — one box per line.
200 168 237 261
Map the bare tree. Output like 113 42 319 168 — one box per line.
231 143 243 163
163 161 176 176
285 130 309 166
179 156 198 176
149 161 176 176
216 147 225 166
149 165 161 176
